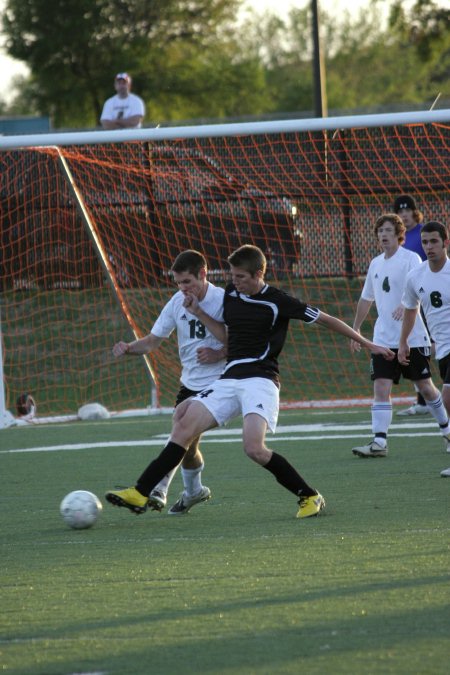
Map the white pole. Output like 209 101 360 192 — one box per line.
55 148 160 409
0 313 16 429
0 109 449 150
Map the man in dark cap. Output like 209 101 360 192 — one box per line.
393 194 425 262
393 194 429 416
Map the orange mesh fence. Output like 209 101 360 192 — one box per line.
1 122 449 416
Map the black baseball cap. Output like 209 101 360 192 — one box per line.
393 194 417 213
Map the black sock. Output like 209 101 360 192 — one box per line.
263 451 316 497
136 441 186 496
417 393 426 407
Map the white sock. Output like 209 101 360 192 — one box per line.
372 402 392 447
425 394 450 434
152 466 179 496
181 463 204 497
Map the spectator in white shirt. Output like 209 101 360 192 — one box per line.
100 73 145 129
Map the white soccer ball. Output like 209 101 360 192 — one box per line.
60 490 103 529
77 403 110 420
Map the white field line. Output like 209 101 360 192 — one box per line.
1 421 440 454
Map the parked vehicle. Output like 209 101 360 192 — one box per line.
147 146 302 279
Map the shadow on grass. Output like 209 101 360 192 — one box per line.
6 599 449 675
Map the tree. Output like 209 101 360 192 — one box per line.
2 0 269 127
236 6 315 115
239 0 449 117
2 0 449 127
389 0 450 96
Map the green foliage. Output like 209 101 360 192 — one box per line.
389 0 450 94
1 409 449 673
253 0 450 114
1 0 449 126
141 34 269 122
2 0 245 127
241 7 315 114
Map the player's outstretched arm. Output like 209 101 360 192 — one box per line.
112 333 163 358
316 311 394 360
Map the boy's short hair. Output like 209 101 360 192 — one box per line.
228 245 267 276
421 221 449 243
171 250 207 277
374 213 406 244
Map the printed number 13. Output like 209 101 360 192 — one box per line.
189 319 206 339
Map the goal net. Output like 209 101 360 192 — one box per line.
1 111 449 423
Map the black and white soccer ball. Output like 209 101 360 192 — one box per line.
60 490 103 530
16 393 36 418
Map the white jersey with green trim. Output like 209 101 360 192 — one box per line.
151 282 225 390
361 247 429 348
402 259 450 360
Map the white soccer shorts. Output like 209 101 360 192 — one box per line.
193 377 279 432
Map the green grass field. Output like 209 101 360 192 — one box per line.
1 407 449 675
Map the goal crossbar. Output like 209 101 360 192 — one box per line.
0 109 449 150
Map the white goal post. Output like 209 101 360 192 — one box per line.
0 109 449 151
1 107 449 428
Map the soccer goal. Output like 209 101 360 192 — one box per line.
1 109 449 426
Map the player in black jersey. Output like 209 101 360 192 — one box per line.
106 245 394 519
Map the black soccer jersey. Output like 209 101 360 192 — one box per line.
221 283 320 385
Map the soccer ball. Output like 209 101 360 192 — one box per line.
60 490 103 529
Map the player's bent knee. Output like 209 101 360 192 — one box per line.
243 445 271 465
173 399 192 422
417 380 438 399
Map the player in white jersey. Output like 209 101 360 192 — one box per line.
350 214 450 458
398 221 450 475
112 250 226 512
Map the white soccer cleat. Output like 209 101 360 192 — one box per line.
396 403 429 416
168 486 211 515
148 489 167 512
440 468 450 477
352 441 388 458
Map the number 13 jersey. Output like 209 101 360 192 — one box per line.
151 282 225 390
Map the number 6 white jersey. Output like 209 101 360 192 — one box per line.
402 259 450 360
151 282 225 390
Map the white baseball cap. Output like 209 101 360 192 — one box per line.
115 73 131 83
